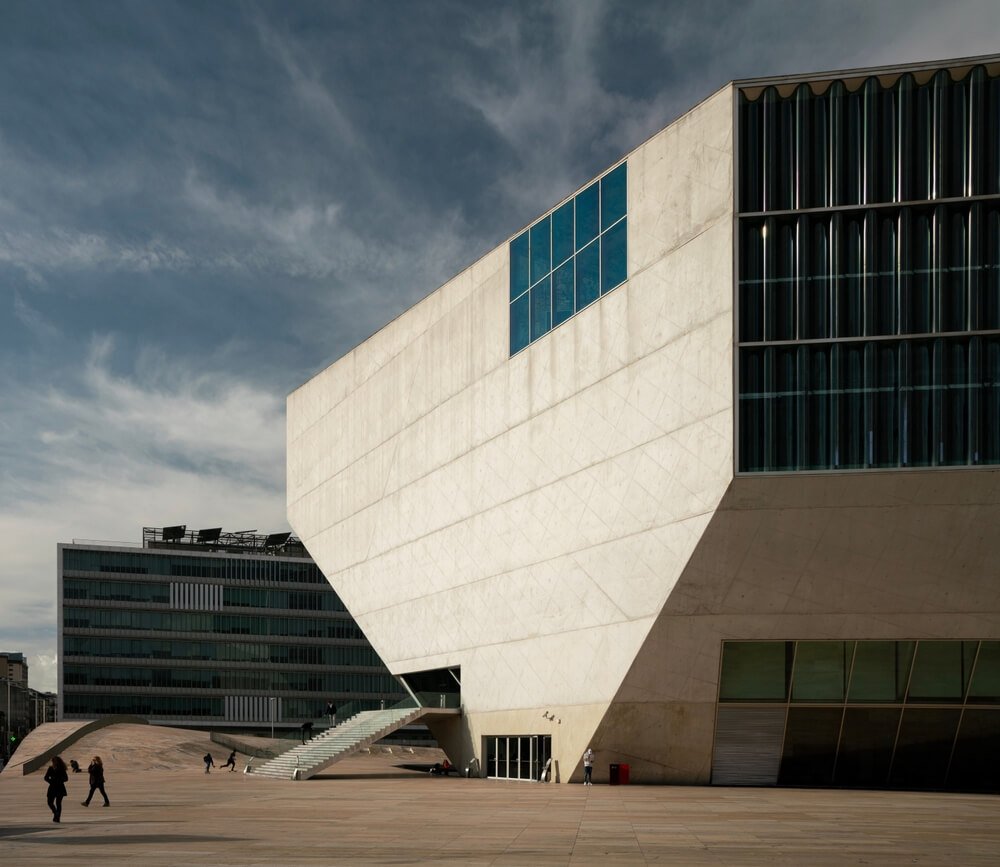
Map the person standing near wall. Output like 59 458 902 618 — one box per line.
44 756 69 822
583 748 594 786
81 756 110 807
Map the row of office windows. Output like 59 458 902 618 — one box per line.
64 579 345 612
509 163 627 355
739 65 1000 213
64 607 366 639
719 640 1000 704
64 549 325 584
62 695 387 720
739 203 1000 343
739 336 1000 471
62 636 383 667
63 665 401 694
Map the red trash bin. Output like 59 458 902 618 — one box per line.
619 763 630 785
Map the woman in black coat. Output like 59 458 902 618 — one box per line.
81 755 110 807
44 755 69 822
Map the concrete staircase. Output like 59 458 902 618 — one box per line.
249 706 425 780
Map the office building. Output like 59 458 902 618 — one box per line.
287 55 1000 789
58 526 405 731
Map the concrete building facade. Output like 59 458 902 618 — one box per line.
288 55 1000 789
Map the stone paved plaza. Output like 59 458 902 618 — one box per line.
2 724 1000 865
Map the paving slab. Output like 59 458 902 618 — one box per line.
1 724 999 864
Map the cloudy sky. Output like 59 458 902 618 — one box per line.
1 1 997 693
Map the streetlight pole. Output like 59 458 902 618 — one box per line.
269 697 275 740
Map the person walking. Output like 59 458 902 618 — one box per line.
81 755 110 807
203 753 214 774
222 750 237 772
44 756 69 822
325 701 337 726
583 747 594 786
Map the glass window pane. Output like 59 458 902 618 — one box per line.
530 216 551 285
948 709 1000 791
530 277 551 343
907 640 976 703
601 220 627 294
834 707 900 788
510 292 530 355
778 707 841 786
576 182 599 250
791 641 852 702
719 642 792 701
575 240 600 311
968 642 1000 703
601 163 627 230
552 201 574 267
848 641 914 702
740 221 765 342
510 232 529 301
889 708 961 789
552 261 574 327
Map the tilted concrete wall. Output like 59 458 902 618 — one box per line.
288 84 735 775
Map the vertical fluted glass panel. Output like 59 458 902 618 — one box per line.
988 74 1000 195
835 342 865 469
912 76 934 201
800 215 830 339
773 346 798 469
810 86 830 208
877 79 898 203
874 212 898 335
932 70 952 200
983 338 1000 464
794 84 811 209
873 342 900 467
740 348 767 471
837 214 865 337
946 71 969 198
769 219 796 340
828 81 845 207
740 221 765 341
805 345 832 469
907 209 934 334
941 339 969 465
904 340 934 467
967 67 985 197
843 85 864 206
861 78 878 205
983 206 1000 330
896 74 914 203
940 207 969 333
740 92 764 212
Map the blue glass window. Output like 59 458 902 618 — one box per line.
601 219 627 294
508 163 627 355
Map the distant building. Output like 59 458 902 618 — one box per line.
288 54 1000 790
58 526 406 731
0 652 28 686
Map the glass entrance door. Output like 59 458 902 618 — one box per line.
485 735 552 781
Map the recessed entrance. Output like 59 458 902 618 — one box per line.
484 734 552 781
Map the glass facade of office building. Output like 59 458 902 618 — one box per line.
714 640 1000 791
59 540 404 728
737 64 1000 472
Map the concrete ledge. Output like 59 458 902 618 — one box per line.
16 716 149 776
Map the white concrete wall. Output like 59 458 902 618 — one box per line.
288 86 734 746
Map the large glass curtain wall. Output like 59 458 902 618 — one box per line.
716 640 1000 790
738 64 1000 471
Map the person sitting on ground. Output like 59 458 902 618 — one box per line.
69 760 82 773
222 750 237 772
